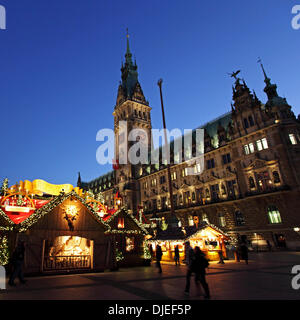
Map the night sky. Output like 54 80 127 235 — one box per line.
0 0 299 187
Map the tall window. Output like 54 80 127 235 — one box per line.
289 133 297 145
218 212 226 227
207 159 215 169
248 116 254 127
210 184 219 201
171 171 177 180
256 138 268 151
234 211 245 226
222 153 231 165
249 176 255 189
273 171 281 184
257 171 272 190
244 118 249 129
267 205 282 224
151 178 157 187
244 143 255 155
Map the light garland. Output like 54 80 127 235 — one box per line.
0 235 9 265
104 207 149 235
18 191 111 233
143 239 151 259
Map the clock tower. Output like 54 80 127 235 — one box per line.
113 31 152 212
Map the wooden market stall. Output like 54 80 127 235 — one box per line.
102 207 149 267
149 222 230 263
0 180 149 275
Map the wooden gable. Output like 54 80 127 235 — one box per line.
105 208 148 235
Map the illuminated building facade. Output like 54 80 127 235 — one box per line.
79 36 300 251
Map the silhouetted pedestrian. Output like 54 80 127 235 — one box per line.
267 240 272 252
8 241 27 286
185 246 210 299
156 245 163 273
240 241 249 264
217 250 225 264
174 245 180 266
184 241 195 295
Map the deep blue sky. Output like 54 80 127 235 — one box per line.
0 0 299 187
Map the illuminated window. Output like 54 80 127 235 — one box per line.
256 138 268 151
171 171 177 180
244 143 254 155
289 133 297 145
267 206 282 224
151 179 157 187
118 218 125 229
188 215 194 226
218 212 226 227
126 237 135 252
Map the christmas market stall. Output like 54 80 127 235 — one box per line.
102 206 149 267
149 221 230 262
0 179 116 275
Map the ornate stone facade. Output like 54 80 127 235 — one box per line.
79 37 300 250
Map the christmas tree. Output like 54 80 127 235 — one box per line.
0 178 9 196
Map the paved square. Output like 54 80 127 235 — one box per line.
1 252 299 300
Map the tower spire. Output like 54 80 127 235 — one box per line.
258 57 270 84
125 28 132 63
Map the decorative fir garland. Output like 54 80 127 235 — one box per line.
104 207 149 235
0 235 9 265
18 191 111 233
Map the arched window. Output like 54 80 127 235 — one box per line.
234 211 245 226
218 212 226 227
267 205 282 224
273 171 281 184
249 176 255 189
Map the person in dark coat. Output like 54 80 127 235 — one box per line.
8 241 27 286
174 245 180 266
155 245 163 273
240 241 249 265
184 246 210 299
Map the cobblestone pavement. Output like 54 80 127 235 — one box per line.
1 252 299 300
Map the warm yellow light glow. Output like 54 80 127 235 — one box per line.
294 227 300 232
66 205 78 217
5 206 30 213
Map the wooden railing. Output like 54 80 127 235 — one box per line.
43 255 91 271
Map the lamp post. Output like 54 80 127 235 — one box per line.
157 79 175 216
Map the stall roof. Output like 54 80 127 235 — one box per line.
150 222 229 242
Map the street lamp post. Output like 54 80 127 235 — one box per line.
157 79 175 216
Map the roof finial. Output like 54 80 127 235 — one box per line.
258 57 269 82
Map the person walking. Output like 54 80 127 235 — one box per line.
184 246 210 299
240 241 249 265
8 241 27 286
155 245 163 273
174 245 180 266
184 241 195 296
217 250 225 264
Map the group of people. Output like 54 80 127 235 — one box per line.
154 239 251 299
155 242 211 299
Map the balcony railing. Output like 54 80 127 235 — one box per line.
43 255 91 271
